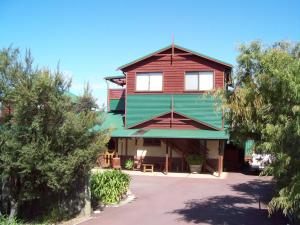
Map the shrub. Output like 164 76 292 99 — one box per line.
90 170 131 205
0 216 24 225
186 154 204 165
124 159 134 170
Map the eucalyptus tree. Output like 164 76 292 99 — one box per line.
220 41 300 219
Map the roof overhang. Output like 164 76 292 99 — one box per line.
111 128 229 140
104 75 126 86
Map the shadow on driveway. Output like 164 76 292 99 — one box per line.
169 179 287 225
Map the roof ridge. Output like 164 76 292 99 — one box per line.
117 44 233 70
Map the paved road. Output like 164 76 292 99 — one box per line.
80 173 287 225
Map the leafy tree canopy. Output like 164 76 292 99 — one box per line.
221 41 300 218
0 47 109 220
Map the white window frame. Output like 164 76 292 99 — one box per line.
136 72 163 91
185 71 214 91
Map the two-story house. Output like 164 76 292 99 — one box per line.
102 44 232 175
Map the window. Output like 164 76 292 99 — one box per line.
185 71 214 91
136 72 163 91
143 138 161 146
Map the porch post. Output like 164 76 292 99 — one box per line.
165 141 169 175
169 146 173 171
181 152 184 172
125 138 128 160
121 139 124 156
218 140 225 177
116 138 119 156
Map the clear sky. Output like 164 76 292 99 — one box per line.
1 0 299 106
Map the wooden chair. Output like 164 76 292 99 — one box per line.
134 155 142 170
97 150 116 168
134 150 147 170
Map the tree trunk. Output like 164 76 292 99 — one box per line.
1 179 9 216
9 199 18 220
82 174 91 216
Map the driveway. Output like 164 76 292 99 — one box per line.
80 173 287 225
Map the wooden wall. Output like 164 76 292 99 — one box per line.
123 48 229 94
132 112 215 130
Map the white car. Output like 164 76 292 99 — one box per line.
249 153 272 171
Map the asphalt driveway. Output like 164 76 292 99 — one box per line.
80 173 287 225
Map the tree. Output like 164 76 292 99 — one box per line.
0 47 110 221
220 41 300 219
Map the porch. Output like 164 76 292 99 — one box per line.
99 136 226 176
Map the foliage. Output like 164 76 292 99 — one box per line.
0 216 23 225
218 41 300 218
0 47 110 221
90 170 131 205
124 159 134 170
0 215 50 225
186 154 204 165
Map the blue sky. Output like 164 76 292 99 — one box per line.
1 0 299 106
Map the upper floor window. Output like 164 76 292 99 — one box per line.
136 72 162 91
185 71 214 91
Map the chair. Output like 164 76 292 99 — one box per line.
97 150 116 168
134 150 147 170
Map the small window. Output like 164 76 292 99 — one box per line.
185 71 214 91
136 72 162 91
143 138 161 146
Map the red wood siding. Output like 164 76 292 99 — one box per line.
107 89 125 112
132 113 215 130
123 48 227 94
109 89 125 99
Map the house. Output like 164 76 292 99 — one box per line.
102 44 233 175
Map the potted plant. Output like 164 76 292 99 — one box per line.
125 159 134 170
112 156 121 169
186 154 204 173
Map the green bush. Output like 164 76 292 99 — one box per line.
0 216 50 225
124 159 134 170
186 154 204 165
0 216 26 225
90 170 131 205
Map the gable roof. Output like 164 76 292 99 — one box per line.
117 44 233 71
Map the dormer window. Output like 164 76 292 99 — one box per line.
136 72 163 91
185 71 214 91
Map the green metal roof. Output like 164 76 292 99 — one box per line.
64 91 78 102
110 99 125 111
94 112 124 131
126 94 223 129
118 44 233 70
244 139 255 157
94 112 228 139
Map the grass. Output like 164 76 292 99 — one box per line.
0 216 50 225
